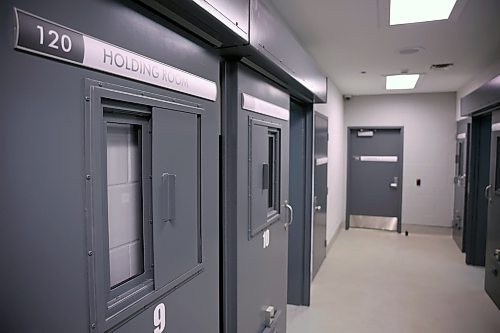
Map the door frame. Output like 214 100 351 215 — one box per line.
312 111 328 279
287 98 314 306
453 119 472 252
466 112 492 266
345 126 405 233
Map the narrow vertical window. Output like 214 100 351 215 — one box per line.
102 110 153 316
267 130 280 216
495 137 500 191
458 141 464 176
268 135 275 209
106 123 145 288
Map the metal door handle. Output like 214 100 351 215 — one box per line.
485 185 493 203
162 173 176 223
315 205 322 211
494 249 500 261
284 200 293 229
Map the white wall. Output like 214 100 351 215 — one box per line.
344 93 456 227
315 81 346 244
457 59 500 120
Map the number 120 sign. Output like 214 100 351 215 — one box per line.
13 8 218 101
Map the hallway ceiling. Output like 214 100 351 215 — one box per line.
267 0 500 95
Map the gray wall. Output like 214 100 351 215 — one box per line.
315 81 346 243
344 93 457 227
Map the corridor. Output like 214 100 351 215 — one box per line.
287 229 500 333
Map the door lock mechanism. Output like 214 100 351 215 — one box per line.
390 177 399 189
264 306 276 327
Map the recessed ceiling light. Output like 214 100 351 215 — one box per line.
386 74 420 90
390 0 458 25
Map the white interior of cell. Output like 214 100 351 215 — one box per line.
106 123 144 288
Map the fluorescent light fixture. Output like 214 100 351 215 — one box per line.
386 74 420 90
390 0 458 25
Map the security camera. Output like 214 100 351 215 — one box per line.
344 95 352 101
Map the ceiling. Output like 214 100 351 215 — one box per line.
267 0 500 95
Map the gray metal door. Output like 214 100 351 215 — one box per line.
485 111 500 309
347 128 404 232
466 114 491 266
453 119 471 251
221 63 291 333
312 112 328 278
287 100 313 306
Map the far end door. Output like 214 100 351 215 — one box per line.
347 128 404 232
485 111 500 309
312 112 328 279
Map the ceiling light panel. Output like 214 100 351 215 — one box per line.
390 0 458 25
386 74 420 90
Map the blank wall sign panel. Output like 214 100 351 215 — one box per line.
315 157 328 166
359 156 398 162
457 132 467 140
242 93 290 121
492 123 500 132
357 130 374 137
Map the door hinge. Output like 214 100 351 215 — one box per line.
324 240 327 247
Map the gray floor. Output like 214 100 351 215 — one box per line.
287 228 500 333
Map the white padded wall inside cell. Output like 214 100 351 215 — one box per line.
106 123 144 288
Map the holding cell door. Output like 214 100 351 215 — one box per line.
221 63 290 333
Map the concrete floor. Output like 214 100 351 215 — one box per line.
287 228 500 333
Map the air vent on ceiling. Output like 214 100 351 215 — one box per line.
430 63 454 70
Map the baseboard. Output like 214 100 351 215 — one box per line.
326 221 344 254
402 224 452 236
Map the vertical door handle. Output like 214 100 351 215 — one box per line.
284 200 293 229
262 163 270 190
162 173 176 223
485 185 493 203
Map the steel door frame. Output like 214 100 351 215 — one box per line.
287 99 313 306
453 119 472 252
345 126 404 233
312 112 328 279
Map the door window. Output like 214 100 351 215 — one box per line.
458 141 464 176
249 118 281 237
102 111 154 315
106 123 146 288
267 129 280 215
495 137 500 192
